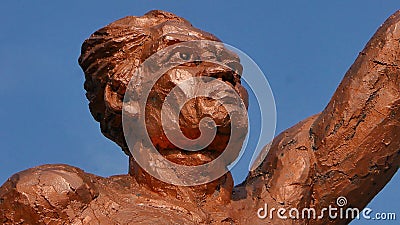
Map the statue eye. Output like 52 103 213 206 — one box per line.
179 52 191 60
163 47 194 63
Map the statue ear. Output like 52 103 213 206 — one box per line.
104 84 123 113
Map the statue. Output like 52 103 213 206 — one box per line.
0 10 399 225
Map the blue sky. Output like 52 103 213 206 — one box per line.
0 1 399 224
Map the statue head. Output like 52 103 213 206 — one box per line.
79 10 248 170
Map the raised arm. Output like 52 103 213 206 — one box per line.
243 10 400 225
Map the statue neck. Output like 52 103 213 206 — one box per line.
129 157 233 204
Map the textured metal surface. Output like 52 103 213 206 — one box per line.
1 10 399 225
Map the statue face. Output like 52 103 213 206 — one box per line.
79 11 248 167
142 41 249 166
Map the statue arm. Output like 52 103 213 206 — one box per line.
243 10 400 225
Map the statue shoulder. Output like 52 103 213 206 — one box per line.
0 164 99 224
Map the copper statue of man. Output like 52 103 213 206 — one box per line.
0 10 399 225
